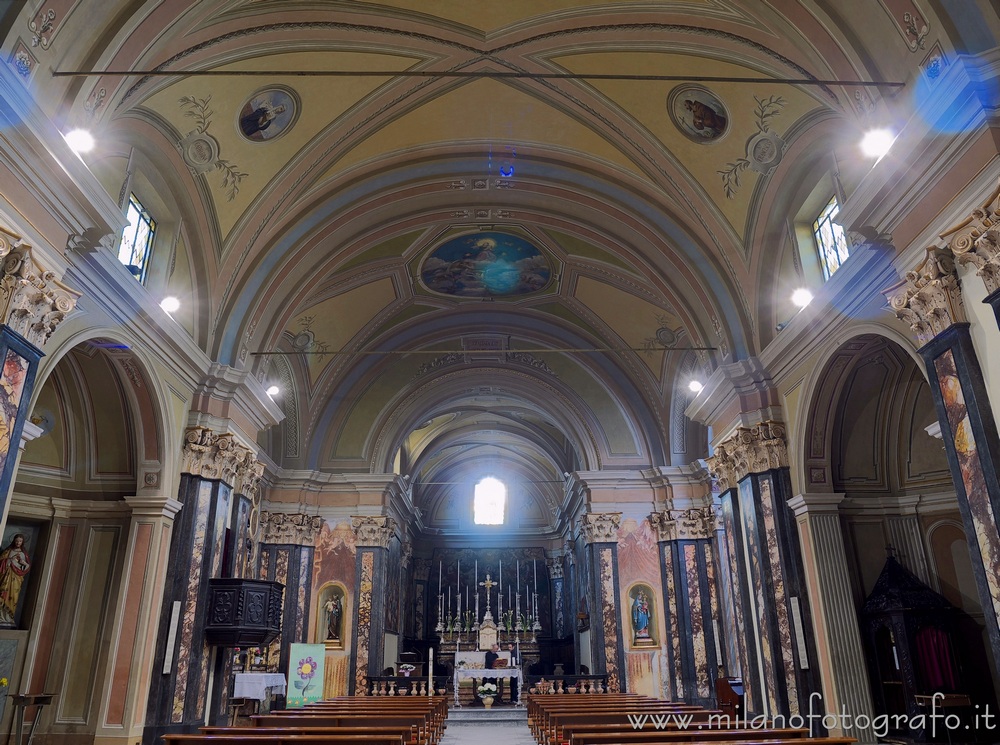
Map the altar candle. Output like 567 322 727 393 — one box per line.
516 560 520 592
439 561 442 591
499 559 502 594
475 559 478 588
533 558 537 587
448 587 451 613
457 559 460 594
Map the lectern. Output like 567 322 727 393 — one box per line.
9 693 55 745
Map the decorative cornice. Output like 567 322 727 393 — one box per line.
940 180 1000 295
649 507 717 541
705 420 788 491
884 246 966 346
352 515 396 548
0 226 80 348
579 512 621 544
181 426 260 490
260 511 324 546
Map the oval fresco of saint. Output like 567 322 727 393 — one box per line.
421 232 551 297
237 86 299 142
667 84 729 143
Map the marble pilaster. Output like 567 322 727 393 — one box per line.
349 516 396 694
788 494 877 744
580 512 625 692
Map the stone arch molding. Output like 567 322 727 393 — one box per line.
795 324 926 496
368 366 607 475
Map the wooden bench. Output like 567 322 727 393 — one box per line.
568 738 857 745
564 728 831 744
162 735 405 745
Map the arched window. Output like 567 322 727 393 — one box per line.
474 477 506 525
119 193 156 283
812 195 850 280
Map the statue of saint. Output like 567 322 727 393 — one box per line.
631 589 651 642
325 594 343 641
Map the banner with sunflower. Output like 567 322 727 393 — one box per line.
286 643 326 707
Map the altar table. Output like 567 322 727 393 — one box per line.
453 667 522 707
233 672 287 701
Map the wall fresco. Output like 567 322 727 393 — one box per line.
934 350 1000 620
759 477 799 714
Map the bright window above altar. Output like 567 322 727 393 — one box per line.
474 477 506 525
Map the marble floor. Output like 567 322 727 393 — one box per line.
440 722 537 745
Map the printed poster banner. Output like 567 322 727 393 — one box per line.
286 643 325 707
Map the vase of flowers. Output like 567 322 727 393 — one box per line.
477 682 497 709
399 663 415 677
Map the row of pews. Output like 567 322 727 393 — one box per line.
527 693 859 745
160 695 448 745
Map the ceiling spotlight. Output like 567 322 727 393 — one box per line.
266 385 280 397
791 288 814 308
860 128 895 159
688 380 704 394
64 128 95 153
159 296 180 313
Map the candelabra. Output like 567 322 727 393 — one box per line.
435 593 444 633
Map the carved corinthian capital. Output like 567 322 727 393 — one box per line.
706 420 788 491
352 515 396 548
181 426 259 488
941 181 1000 295
650 507 716 541
260 511 324 546
579 512 621 544
546 556 564 579
884 247 966 346
0 227 80 348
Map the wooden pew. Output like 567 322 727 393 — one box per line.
162 735 404 745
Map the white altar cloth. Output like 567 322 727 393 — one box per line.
233 672 287 701
453 667 522 707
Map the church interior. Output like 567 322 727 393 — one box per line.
0 1 999 744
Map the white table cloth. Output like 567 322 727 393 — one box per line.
453 667 522 707
233 672 287 701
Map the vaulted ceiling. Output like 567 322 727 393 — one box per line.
5 0 944 536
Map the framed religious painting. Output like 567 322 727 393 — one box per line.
0 520 43 629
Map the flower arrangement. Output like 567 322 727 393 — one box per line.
477 682 497 697
399 664 416 677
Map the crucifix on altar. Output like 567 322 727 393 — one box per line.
477 573 499 650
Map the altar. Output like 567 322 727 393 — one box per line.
453 666 522 707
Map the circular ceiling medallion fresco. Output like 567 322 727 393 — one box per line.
667 85 729 143
237 86 299 142
421 232 551 297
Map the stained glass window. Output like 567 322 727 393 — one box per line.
474 477 506 525
119 194 156 282
813 196 850 280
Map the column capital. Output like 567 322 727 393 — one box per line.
787 492 845 517
649 506 718 541
705 420 788 491
941 179 1000 295
884 246 966 346
181 425 262 493
0 225 80 349
124 495 183 519
351 515 396 548
260 511 324 545
579 512 621 544
546 556 564 579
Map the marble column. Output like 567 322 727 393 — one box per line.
788 494 876 744
256 512 324 691
707 422 822 721
579 512 625 692
143 427 263 743
650 507 722 706
349 515 396 694
886 246 1000 665
0 226 79 528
